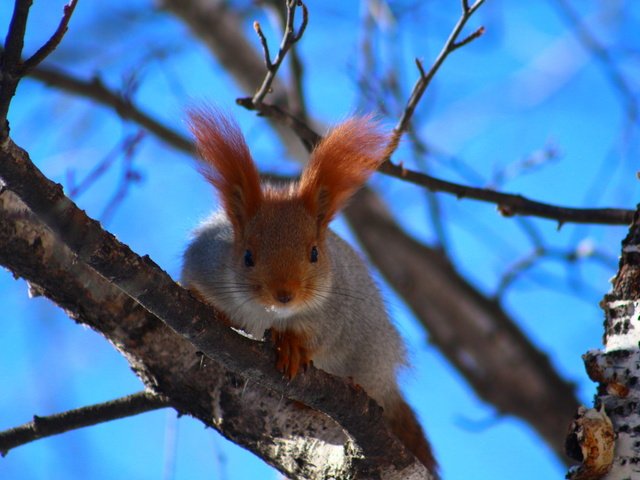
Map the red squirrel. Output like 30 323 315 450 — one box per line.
181 109 437 474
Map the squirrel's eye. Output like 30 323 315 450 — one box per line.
244 249 255 267
310 246 318 263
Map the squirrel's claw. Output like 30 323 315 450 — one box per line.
271 329 312 379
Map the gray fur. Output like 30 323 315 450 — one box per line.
182 212 406 410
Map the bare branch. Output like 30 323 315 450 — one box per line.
253 20 273 69
0 391 169 457
0 0 33 136
2 0 31 70
245 0 309 106
377 160 634 226
30 59 628 227
20 0 78 74
237 97 633 226
27 65 193 154
262 0 310 121
452 25 485 50
385 0 485 158
0 0 78 139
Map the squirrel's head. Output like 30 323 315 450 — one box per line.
188 109 388 317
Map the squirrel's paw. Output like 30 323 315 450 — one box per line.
271 329 313 379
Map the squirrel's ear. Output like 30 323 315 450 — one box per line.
299 117 389 230
188 108 262 236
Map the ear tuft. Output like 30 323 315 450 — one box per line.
188 107 262 234
298 116 389 228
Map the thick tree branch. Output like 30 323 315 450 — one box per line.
0 188 361 479
0 391 169 457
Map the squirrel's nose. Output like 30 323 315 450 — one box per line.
275 290 294 304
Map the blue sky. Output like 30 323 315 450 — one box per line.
1 1 639 479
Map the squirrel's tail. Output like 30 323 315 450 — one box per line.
386 396 439 478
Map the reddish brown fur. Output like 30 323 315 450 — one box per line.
243 200 326 310
299 117 389 228
387 399 439 477
188 108 263 236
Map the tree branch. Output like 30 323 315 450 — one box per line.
377 160 634 226
0 0 32 137
0 0 78 139
384 0 485 158
2 0 31 69
248 0 308 105
26 64 193 154
20 0 78 74
0 188 366 479
0 391 169 457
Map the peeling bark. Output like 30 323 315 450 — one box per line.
569 207 640 479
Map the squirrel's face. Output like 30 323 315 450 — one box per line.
233 199 332 318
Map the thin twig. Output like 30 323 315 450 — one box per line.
452 25 485 50
0 0 78 139
552 0 638 124
27 64 193 153
253 20 273 69
385 0 485 159
243 0 309 106
20 0 78 74
68 131 143 198
378 160 633 226
100 130 145 224
0 391 170 457
0 0 33 134
2 0 32 70
263 0 309 121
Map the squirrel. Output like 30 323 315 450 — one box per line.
181 108 438 475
